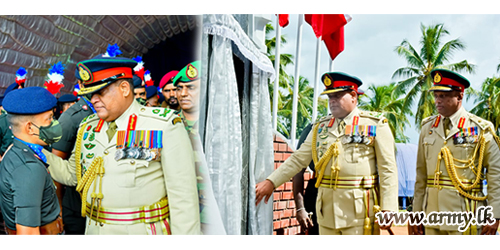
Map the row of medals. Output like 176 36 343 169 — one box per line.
115 146 161 161
318 123 374 145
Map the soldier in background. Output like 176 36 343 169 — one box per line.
410 69 500 235
159 70 180 110
256 72 398 235
51 69 95 235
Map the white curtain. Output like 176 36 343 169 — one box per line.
202 14 275 235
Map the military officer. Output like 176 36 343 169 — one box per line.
133 75 147 106
410 69 500 235
174 61 200 132
43 56 201 235
171 61 225 234
145 86 159 107
255 72 398 235
159 70 180 110
0 87 64 235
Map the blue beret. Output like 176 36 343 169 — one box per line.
3 87 57 115
58 94 78 103
146 86 158 99
133 75 144 88
4 83 21 98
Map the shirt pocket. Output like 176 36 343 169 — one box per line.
423 137 435 158
113 159 150 188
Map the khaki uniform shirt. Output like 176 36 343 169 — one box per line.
44 100 200 234
413 107 500 231
267 108 398 230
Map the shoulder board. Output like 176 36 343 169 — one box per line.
468 114 493 130
421 115 437 127
315 115 332 125
79 113 99 127
359 111 383 120
138 106 176 122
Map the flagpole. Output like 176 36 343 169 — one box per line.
311 36 321 123
291 14 303 148
272 15 282 131
329 59 334 71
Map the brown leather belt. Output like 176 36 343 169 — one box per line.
6 216 63 235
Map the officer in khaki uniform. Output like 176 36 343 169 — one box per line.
43 56 201 235
410 69 500 235
256 72 398 235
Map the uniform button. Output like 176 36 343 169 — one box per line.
141 108 146 112
130 160 135 165
23 149 27 152
83 159 86 163
104 150 109 155
355 144 358 148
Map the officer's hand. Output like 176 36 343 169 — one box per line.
408 224 424 235
480 219 500 235
255 180 275 206
296 209 314 233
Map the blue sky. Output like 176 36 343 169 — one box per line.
272 14 500 144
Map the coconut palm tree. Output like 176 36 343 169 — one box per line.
467 77 500 135
358 82 413 143
392 23 475 128
279 75 318 138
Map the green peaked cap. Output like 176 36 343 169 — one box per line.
173 61 200 86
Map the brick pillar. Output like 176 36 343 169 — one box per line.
272 134 314 235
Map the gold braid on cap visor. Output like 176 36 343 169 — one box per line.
78 73 125 95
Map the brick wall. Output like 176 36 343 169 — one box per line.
272 134 314 235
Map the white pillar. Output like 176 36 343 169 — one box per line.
311 36 321 123
272 15 281 131
290 14 303 147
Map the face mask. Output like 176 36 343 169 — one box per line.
32 120 63 145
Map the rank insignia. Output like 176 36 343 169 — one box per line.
84 143 96 150
172 117 182 125
86 153 95 159
153 109 161 114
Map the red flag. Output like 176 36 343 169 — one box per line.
278 14 289 28
304 14 350 39
323 26 345 61
304 14 351 60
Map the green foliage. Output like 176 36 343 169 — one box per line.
358 82 413 143
392 23 475 129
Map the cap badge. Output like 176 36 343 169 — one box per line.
324 75 332 87
78 65 91 82
434 72 442 83
186 64 198 80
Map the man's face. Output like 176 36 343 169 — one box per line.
134 87 146 101
176 79 200 113
433 90 462 117
146 95 159 107
162 84 179 108
90 80 131 122
29 110 55 146
327 90 357 119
